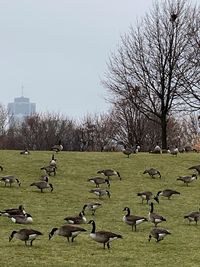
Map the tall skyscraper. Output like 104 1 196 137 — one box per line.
8 95 36 124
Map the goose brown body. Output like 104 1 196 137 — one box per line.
51 140 63 152
30 181 53 192
148 203 166 227
122 148 133 158
64 211 87 224
156 189 180 200
88 177 110 188
88 220 122 249
188 165 200 175
184 209 200 224
49 224 86 242
0 205 26 217
177 174 197 186
137 191 159 204
10 214 33 224
97 169 121 180
1 175 21 187
123 207 148 231
9 228 43 246
41 165 56 176
148 228 171 242
20 149 30 155
82 203 102 215
143 168 161 179
89 188 110 198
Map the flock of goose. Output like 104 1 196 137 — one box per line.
0 150 200 249
0 151 124 249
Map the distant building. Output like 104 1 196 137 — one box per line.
8 96 36 124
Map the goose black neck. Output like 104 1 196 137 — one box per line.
126 208 130 216
150 203 154 213
83 205 87 211
91 220 96 233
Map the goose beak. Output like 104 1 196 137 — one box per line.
9 236 13 242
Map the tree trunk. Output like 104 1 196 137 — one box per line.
161 116 167 149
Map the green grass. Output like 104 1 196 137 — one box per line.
0 150 200 267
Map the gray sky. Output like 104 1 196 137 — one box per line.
0 0 159 119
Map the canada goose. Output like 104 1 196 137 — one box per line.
179 147 185 153
148 202 166 227
156 189 180 200
148 228 171 242
153 143 162 154
177 174 197 186
49 224 86 242
51 140 63 152
50 154 57 167
82 203 102 215
88 220 122 249
30 181 53 193
41 165 56 176
123 207 148 232
143 168 161 179
89 188 110 198
122 147 133 158
0 165 3 171
64 211 87 224
9 213 33 224
9 229 43 246
137 191 159 204
184 209 200 225
170 146 179 156
0 205 26 217
20 149 30 155
88 177 110 188
0 175 21 187
188 165 200 175
97 169 121 180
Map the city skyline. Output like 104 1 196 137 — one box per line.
7 94 36 124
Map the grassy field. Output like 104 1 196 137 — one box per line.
0 150 200 267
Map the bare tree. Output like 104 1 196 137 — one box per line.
0 103 8 135
0 103 8 148
103 0 200 149
111 100 150 148
79 113 118 151
180 5 200 109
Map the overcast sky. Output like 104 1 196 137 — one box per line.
1 0 195 120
